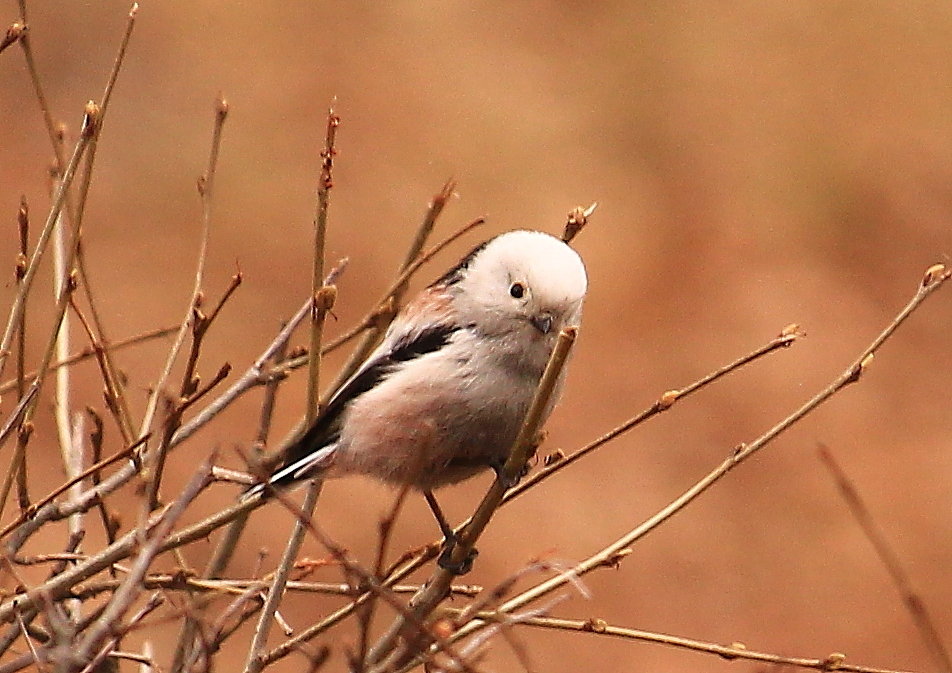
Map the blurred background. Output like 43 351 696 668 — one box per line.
1 2 951 671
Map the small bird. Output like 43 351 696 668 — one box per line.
248 229 587 569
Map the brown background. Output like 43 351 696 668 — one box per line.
1 2 951 672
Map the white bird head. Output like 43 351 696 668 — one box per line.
443 230 588 342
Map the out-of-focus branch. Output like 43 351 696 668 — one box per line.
818 444 951 673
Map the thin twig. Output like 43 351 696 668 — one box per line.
0 434 149 542
366 327 578 671
305 108 340 422
503 614 917 673
353 484 414 671
13 197 30 513
0 104 95 390
69 573 480 600
15 0 59 164
0 388 37 484
242 480 322 673
68 2 142 446
169 275 334 449
140 96 228 510
818 444 951 673
433 263 950 659
77 592 162 673
70 455 214 668
0 325 193 395
504 324 802 504
260 322 802 661
149 275 240 509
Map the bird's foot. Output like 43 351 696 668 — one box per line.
437 533 478 576
490 459 527 490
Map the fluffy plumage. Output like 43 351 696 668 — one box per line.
248 229 587 498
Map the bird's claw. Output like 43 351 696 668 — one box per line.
437 533 478 575
490 459 525 490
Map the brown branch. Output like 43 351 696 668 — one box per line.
818 444 951 673
504 323 802 506
366 327 578 671
67 3 141 448
69 573 480 601
305 108 340 423
142 96 229 510
0 434 150 542
242 481 323 673
0 104 96 392
69 455 213 669
504 614 918 673
13 197 30 513
431 263 950 660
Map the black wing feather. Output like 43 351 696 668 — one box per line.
280 322 460 468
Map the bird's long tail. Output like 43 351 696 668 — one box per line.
241 442 337 501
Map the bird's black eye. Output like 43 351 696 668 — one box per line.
509 282 526 299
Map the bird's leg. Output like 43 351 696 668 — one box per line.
423 490 477 575
489 458 528 490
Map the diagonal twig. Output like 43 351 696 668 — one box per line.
818 444 951 673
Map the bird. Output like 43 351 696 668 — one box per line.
246 229 587 570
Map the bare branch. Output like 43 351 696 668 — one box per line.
818 444 951 673
502 615 917 673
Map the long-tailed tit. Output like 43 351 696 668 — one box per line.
247 230 587 569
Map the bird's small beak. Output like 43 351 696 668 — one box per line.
530 313 553 334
